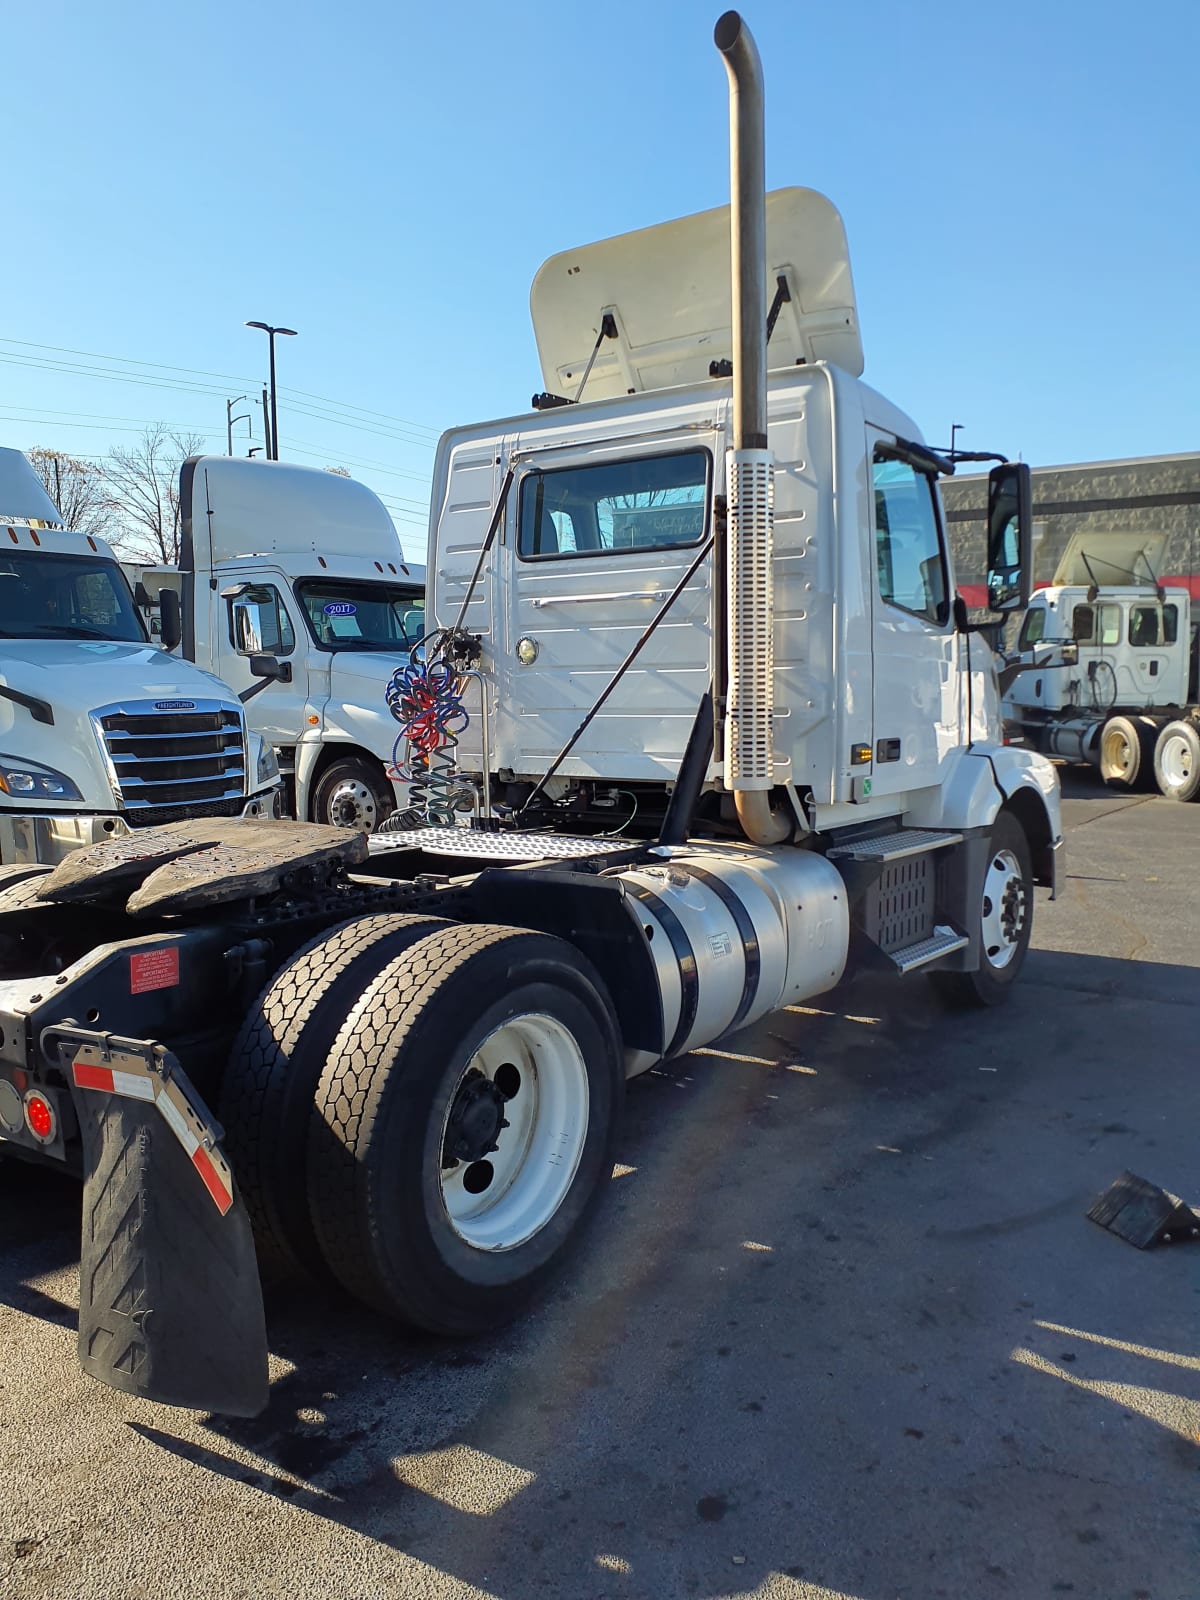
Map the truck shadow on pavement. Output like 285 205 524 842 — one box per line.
4 948 1199 1599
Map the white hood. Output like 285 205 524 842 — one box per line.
0 639 243 810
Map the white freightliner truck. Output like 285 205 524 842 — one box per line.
1001 530 1200 797
124 457 428 829
0 448 280 866
0 13 1060 1418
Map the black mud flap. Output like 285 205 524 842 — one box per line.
69 1047 269 1417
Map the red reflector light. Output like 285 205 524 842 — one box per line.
24 1092 55 1142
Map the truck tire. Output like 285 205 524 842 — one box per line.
930 810 1033 1009
306 923 624 1335
311 756 395 832
1153 719 1200 802
220 912 450 1280
1099 715 1155 791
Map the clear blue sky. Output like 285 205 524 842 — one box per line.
6 0 1197 559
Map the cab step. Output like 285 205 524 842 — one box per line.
888 925 969 974
827 828 963 864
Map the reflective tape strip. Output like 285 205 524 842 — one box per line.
192 1146 233 1214
71 1048 233 1216
72 1061 156 1101
157 1080 233 1216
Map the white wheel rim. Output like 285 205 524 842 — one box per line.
325 777 378 830
981 847 1026 970
439 1013 589 1252
1159 734 1193 790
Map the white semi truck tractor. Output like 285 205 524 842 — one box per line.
0 13 1060 1417
0 447 280 865
1002 530 1200 797
125 456 428 829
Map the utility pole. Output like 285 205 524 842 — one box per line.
261 389 273 462
226 396 250 456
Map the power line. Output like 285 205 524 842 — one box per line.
0 334 441 438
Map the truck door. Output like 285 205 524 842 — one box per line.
219 577 314 747
1125 600 1185 706
503 438 717 781
866 435 958 799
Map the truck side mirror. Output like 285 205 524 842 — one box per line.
985 462 1033 613
249 653 292 683
158 587 182 651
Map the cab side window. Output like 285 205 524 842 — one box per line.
1018 608 1046 650
228 584 295 656
872 454 949 625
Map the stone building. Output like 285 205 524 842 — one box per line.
941 452 1200 614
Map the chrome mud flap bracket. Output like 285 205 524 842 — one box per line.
42 1027 269 1418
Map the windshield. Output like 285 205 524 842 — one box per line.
295 579 425 652
0 550 147 642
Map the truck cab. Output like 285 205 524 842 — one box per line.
165 457 427 829
1002 530 1199 789
0 447 278 864
432 189 1050 854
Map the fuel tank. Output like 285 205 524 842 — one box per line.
609 842 849 1075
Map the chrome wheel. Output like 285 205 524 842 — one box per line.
981 847 1027 969
439 1013 590 1252
324 776 380 830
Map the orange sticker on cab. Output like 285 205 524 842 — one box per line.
129 947 180 994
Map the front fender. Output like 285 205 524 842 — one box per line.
905 744 1063 894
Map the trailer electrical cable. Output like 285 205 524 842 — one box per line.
384 631 472 827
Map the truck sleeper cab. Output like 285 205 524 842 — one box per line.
0 448 278 865
151 456 429 829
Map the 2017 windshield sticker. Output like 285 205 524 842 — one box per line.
323 602 357 617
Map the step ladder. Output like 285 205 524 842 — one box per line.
826 827 962 864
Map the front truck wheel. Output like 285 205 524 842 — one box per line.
1153 719 1200 801
930 809 1034 1009
311 755 395 832
306 924 624 1335
220 913 449 1279
1099 715 1156 791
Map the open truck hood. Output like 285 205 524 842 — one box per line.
530 186 863 402
1052 530 1171 588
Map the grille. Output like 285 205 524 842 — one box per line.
95 699 246 822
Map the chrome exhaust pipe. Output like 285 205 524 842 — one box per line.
714 11 791 845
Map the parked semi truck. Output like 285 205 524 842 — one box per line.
0 448 280 866
124 457 428 829
0 13 1060 1417
1003 530 1200 797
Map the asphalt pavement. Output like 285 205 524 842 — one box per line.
2 770 1198 1600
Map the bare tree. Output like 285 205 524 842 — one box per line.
26 447 115 539
105 425 204 563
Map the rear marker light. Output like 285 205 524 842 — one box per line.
24 1092 56 1143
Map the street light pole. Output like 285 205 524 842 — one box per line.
244 322 297 460
226 396 250 455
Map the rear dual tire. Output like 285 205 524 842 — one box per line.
224 920 623 1334
1153 720 1200 802
306 924 624 1335
1099 715 1157 791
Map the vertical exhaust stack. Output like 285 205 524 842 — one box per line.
714 11 792 845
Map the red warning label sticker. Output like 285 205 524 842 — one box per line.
129 946 180 994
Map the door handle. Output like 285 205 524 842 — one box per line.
530 588 671 608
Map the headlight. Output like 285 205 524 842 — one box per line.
0 755 83 802
255 738 279 786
